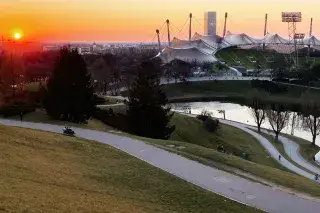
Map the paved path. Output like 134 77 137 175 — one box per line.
260 130 320 176
218 120 316 180
181 113 317 180
1 119 320 213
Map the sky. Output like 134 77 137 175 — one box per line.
0 0 320 42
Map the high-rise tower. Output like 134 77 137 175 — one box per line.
204 11 217 36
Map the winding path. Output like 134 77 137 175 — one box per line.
181 112 318 180
1 118 320 213
260 130 320 176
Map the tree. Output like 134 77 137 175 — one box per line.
300 94 320 146
126 61 175 139
43 47 95 123
250 98 266 133
0 53 25 96
215 62 228 73
269 56 290 79
266 104 290 141
163 59 190 83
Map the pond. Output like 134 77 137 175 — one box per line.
171 101 320 147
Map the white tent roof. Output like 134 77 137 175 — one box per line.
160 47 218 63
262 33 288 44
192 32 230 49
303 36 320 46
171 37 217 55
223 31 258 45
266 44 305 54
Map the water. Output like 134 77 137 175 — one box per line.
171 101 320 147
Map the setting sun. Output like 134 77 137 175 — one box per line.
14 32 22 40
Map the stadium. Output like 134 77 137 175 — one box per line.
158 12 320 72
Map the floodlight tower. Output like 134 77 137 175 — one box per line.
166 19 171 47
281 12 302 67
223 12 228 38
189 13 193 41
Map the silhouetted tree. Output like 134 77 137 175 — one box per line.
266 104 290 141
250 96 266 133
163 59 190 83
43 47 95 123
126 61 175 139
300 94 320 146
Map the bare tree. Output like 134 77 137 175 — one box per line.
250 98 266 133
300 100 320 146
266 105 290 141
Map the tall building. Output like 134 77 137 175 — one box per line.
204 11 217 36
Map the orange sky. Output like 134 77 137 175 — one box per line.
1 0 320 42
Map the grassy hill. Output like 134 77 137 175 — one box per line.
170 114 283 169
0 125 260 213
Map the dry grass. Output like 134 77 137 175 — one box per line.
0 125 260 213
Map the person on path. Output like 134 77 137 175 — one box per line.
315 174 319 181
20 112 23 122
278 155 281 161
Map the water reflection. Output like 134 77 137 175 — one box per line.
171 101 320 147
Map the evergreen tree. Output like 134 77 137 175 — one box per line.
43 47 95 123
126 61 175 139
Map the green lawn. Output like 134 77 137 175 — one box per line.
256 131 313 174
135 135 320 198
0 125 261 213
170 114 283 170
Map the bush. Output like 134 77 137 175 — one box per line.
196 109 212 121
196 114 209 121
203 117 219 132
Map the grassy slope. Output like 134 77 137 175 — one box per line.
170 114 283 170
0 125 260 213
137 135 320 197
131 114 320 197
257 131 313 174
164 80 320 106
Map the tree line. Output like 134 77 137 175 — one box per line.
250 92 320 145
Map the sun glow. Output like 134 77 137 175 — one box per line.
13 32 22 40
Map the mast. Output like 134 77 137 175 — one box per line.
263 14 268 50
223 12 228 38
264 14 268 36
309 18 313 37
189 13 192 41
156 29 161 52
166 19 171 47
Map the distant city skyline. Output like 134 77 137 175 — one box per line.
1 0 320 42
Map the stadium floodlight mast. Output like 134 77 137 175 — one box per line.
281 12 302 67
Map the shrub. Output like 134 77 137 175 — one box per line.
203 117 219 132
196 109 212 121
